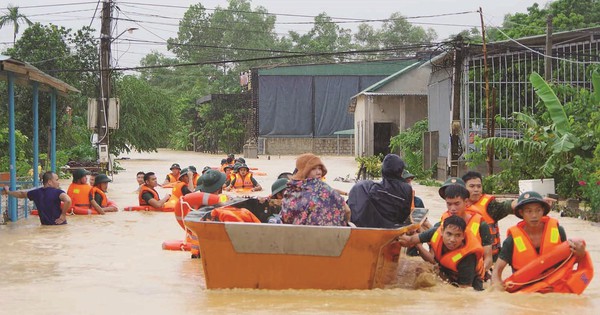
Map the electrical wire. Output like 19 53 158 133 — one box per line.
89 0 101 27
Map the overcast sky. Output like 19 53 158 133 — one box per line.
1 0 551 69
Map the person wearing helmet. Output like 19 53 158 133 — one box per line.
225 163 262 192
67 169 92 208
492 191 586 291
172 168 194 199
89 174 118 214
163 163 181 185
223 164 234 188
188 166 200 190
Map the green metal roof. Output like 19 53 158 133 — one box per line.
258 59 420 76
360 61 425 93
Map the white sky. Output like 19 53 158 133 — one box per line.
0 0 550 69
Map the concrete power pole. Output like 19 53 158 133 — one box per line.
98 0 112 173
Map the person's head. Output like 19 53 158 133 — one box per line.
514 191 550 227
170 163 181 175
438 177 466 199
402 169 415 184
178 168 189 181
442 215 467 251
444 184 470 217
144 172 158 188
90 172 98 186
277 172 293 180
236 157 246 164
233 163 242 173
202 166 211 174
462 171 483 203
381 154 405 180
136 171 145 185
188 166 197 174
72 169 90 184
271 178 289 199
238 164 250 176
292 153 327 180
94 174 112 192
42 171 60 189
223 165 233 175
221 158 228 165
197 169 227 194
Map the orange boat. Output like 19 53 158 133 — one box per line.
184 208 427 290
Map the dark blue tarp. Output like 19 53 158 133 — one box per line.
259 75 387 137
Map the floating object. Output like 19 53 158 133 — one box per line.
162 240 191 251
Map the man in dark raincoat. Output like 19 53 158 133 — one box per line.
348 154 413 228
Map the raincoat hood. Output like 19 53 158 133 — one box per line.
381 154 405 180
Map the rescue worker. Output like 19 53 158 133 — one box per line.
492 191 587 291
140 172 172 208
172 168 194 199
401 215 485 290
225 163 262 191
89 174 118 214
163 163 181 185
462 171 513 261
188 166 200 190
66 169 92 208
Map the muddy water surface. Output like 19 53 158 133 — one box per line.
1 149 598 314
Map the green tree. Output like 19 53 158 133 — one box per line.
379 13 437 57
0 5 33 44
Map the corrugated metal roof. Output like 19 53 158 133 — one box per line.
257 59 420 76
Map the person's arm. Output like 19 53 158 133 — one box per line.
57 193 71 224
416 243 435 264
148 193 171 208
89 193 106 215
186 171 194 191
569 238 587 259
487 200 514 222
2 185 29 198
491 258 509 291
342 202 351 224
334 188 348 196
162 175 170 185
250 177 262 191
479 222 493 271
398 226 435 247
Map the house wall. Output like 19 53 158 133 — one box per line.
261 137 354 156
378 66 430 94
428 68 453 161
353 95 368 156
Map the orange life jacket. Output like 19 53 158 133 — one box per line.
466 194 500 255
191 173 200 189
166 173 178 183
89 186 108 207
138 185 159 206
232 173 254 188
209 206 261 223
440 211 483 244
507 216 561 271
67 183 92 207
430 225 485 280
172 181 188 199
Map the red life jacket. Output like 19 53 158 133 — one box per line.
507 216 561 271
466 194 500 255
430 225 485 280
138 185 159 206
89 186 108 207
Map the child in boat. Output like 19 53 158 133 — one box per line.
491 191 587 292
281 153 350 226
89 174 118 214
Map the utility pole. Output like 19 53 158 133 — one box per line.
449 35 464 177
545 15 553 81
98 0 112 173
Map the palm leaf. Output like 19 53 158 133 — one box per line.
530 72 570 136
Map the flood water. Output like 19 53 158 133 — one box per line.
1 149 599 314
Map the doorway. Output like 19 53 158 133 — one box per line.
374 123 394 156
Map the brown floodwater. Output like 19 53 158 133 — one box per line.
1 149 598 314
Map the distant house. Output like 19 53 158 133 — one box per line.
348 61 430 157
251 59 423 155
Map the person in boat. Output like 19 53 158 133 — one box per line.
462 171 514 262
89 174 118 214
402 169 425 208
140 172 172 208
172 168 194 199
400 214 486 290
134 171 145 193
436 180 494 272
67 169 92 209
197 169 227 195
163 163 181 185
3 171 71 225
225 163 263 192
347 154 413 228
281 153 350 226
491 191 587 291
260 178 289 224
277 172 293 180
188 166 199 190
222 164 234 188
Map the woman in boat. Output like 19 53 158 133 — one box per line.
281 153 350 226
492 191 588 293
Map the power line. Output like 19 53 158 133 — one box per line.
89 0 102 27
26 8 96 17
18 1 98 9
118 38 306 54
